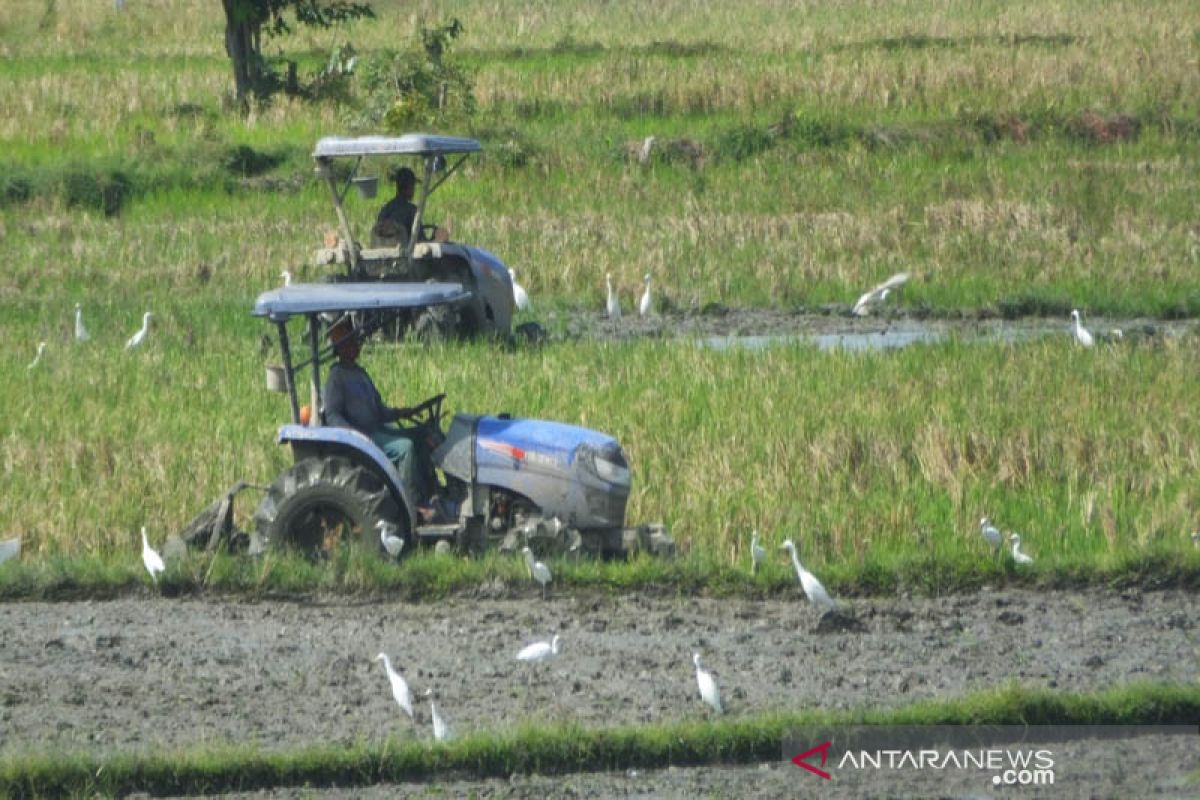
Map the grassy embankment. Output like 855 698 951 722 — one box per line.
2 682 1196 797
0 0 1198 592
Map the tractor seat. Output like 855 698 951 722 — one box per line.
370 218 408 249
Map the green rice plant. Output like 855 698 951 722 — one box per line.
0 0 1198 591
2 323 1199 580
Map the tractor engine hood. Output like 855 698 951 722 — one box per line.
434 414 631 530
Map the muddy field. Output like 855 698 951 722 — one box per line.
548 306 1193 347
1 587 1194 764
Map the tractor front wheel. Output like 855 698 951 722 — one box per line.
252 457 404 557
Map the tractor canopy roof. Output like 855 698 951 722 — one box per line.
313 134 482 160
253 282 471 321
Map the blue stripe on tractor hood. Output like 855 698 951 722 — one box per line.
476 416 618 464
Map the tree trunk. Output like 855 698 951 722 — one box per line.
222 0 260 105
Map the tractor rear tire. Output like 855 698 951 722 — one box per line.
252 456 404 557
411 305 458 342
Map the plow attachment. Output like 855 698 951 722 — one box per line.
178 481 265 553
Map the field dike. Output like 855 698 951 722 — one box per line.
0 684 1195 797
1 546 1199 603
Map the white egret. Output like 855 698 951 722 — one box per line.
852 272 909 316
522 546 552 599
378 520 405 559
425 688 452 742
979 516 1003 553
780 539 835 610
74 303 90 342
0 537 21 565
125 312 152 351
510 268 530 312
1070 309 1094 348
692 652 723 714
374 653 414 718
26 342 46 370
141 526 165 583
638 274 652 317
750 530 766 576
516 634 560 664
605 273 622 319
1009 533 1034 565
638 136 656 164
280 270 293 287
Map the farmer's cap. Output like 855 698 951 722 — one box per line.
328 315 355 343
388 165 420 186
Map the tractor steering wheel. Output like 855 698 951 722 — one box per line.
399 392 446 429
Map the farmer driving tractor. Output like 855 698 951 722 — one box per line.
323 316 444 522
371 165 449 247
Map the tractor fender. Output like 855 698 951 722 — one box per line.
276 424 418 532
463 246 515 335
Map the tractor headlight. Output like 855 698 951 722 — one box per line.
581 444 631 487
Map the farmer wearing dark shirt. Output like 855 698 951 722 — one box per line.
372 165 449 246
372 166 419 246
323 317 436 512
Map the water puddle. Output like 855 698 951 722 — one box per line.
699 319 1189 353
703 329 947 352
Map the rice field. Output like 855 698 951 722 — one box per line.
0 0 1197 573
2 4 1199 794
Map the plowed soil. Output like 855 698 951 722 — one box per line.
1 587 1193 760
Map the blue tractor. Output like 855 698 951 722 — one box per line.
309 134 526 342
247 283 674 558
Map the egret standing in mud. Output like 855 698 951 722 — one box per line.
378 520 404 559
517 634 560 665
979 516 1003 554
522 546 552 599
1009 533 1034 565
780 539 835 610
692 652 723 714
639 274 653 317
141 527 165 583
606 273 621 319
374 653 414 718
425 687 451 742
750 530 766 576
1070 309 1094 348
516 633 561 687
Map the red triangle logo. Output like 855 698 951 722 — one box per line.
791 740 832 780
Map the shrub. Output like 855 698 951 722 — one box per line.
711 125 774 162
62 166 132 217
223 145 285 178
357 18 476 132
